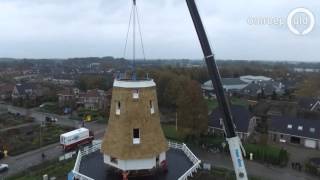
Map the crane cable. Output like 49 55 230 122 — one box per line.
123 0 146 63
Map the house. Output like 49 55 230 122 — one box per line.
208 105 257 140
269 116 320 149
252 100 298 118
58 88 111 111
240 75 272 83
11 83 43 100
57 88 79 107
298 97 320 112
79 89 108 111
202 78 248 96
240 80 284 97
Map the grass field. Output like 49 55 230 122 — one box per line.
161 124 181 141
0 113 34 129
207 97 248 112
0 124 72 156
7 159 75 180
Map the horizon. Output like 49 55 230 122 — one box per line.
0 0 319 61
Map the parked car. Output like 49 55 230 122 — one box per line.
0 164 8 173
45 116 58 123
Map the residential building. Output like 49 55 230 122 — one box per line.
208 105 257 140
240 80 284 97
202 78 248 96
79 89 108 111
11 83 43 100
57 88 79 107
58 88 111 111
202 75 284 98
269 116 320 149
240 75 272 83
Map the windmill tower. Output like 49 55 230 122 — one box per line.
101 78 168 174
101 0 168 177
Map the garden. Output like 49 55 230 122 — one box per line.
244 143 289 166
0 124 73 156
0 113 34 129
7 159 75 180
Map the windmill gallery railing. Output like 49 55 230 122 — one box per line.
73 140 201 180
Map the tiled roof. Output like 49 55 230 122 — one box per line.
270 116 320 140
209 105 253 133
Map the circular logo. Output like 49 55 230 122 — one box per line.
287 8 315 35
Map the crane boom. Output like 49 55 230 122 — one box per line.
185 0 248 179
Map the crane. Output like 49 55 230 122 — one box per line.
185 0 248 179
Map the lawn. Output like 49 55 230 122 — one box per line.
7 159 75 180
161 124 181 141
0 113 34 129
207 97 248 111
206 99 219 111
0 124 73 156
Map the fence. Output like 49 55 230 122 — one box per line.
73 140 201 180
168 141 201 180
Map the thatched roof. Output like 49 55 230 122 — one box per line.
101 82 168 160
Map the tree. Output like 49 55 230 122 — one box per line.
176 79 208 137
296 74 320 98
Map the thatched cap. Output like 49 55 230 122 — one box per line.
102 80 168 160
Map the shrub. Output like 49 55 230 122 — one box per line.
244 144 288 166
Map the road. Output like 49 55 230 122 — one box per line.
0 104 318 180
0 104 106 179
191 147 318 180
0 124 106 179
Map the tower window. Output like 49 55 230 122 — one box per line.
133 128 140 144
150 100 155 114
133 89 139 99
116 101 121 115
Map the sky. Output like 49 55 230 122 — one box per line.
0 0 319 61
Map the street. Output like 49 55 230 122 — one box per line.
0 104 319 180
0 103 106 179
192 147 319 180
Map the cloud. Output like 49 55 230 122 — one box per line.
0 0 319 61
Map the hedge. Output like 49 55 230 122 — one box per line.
244 144 288 166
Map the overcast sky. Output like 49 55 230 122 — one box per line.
0 0 319 61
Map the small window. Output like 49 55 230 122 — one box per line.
310 128 315 133
280 134 284 138
287 124 292 129
150 100 155 114
132 89 139 99
116 101 121 115
133 128 140 144
111 157 118 164
298 126 303 131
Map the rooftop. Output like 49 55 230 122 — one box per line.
73 141 201 180
79 149 192 180
270 116 320 140
209 105 253 133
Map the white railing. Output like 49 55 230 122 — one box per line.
72 141 101 180
168 141 202 180
72 140 201 180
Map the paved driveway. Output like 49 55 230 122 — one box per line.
191 147 319 180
